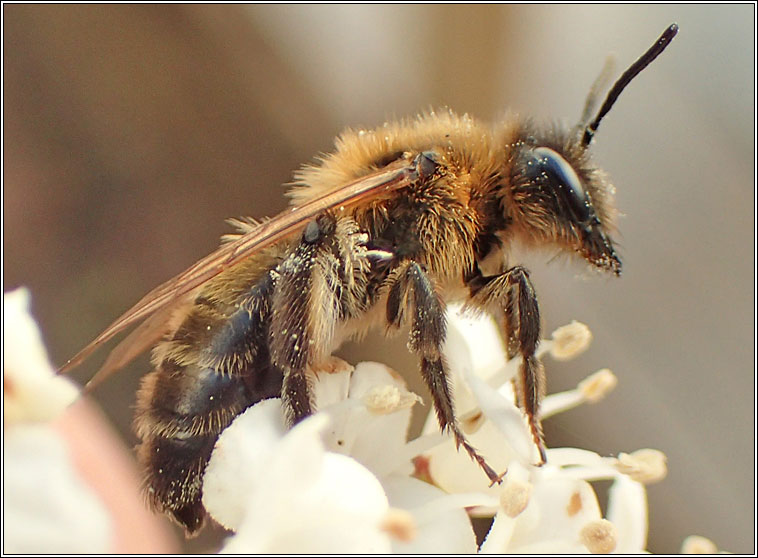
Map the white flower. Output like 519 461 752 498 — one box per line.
3 288 112 553
5 288 724 552
203 358 493 553
206 401 392 553
420 305 662 553
199 303 714 554
480 468 609 554
4 425 113 553
3 287 79 423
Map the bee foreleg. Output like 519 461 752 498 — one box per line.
467 265 547 465
387 261 502 484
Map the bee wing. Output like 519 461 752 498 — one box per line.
83 293 196 391
59 155 425 380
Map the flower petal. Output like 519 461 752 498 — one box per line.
479 511 517 554
222 452 391 553
464 371 538 466
4 288 79 423
505 473 602 550
310 357 353 407
202 399 288 530
319 362 420 478
4 425 112 552
383 475 484 553
606 475 648 552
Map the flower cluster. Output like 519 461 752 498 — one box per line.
202 305 667 553
4 289 729 553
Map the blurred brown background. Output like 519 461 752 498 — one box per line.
4 5 754 553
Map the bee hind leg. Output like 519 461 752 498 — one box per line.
467 265 547 465
387 260 502 485
269 214 356 425
268 234 321 425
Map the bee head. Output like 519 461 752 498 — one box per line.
505 24 678 276
509 129 621 275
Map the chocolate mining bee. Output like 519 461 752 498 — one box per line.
61 24 678 534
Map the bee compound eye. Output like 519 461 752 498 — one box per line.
530 147 591 223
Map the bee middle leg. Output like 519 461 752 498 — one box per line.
387 260 502 484
467 265 547 465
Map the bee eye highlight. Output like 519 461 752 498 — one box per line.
527 147 591 224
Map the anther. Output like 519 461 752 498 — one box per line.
580 519 618 554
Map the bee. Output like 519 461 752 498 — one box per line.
61 24 678 535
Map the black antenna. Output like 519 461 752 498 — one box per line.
582 23 679 146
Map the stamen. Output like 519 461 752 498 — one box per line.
580 519 618 554
540 369 616 419
363 385 420 415
499 478 532 518
681 535 718 554
615 448 668 484
578 369 618 403
312 356 353 375
380 508 417 542
548 321 593 360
